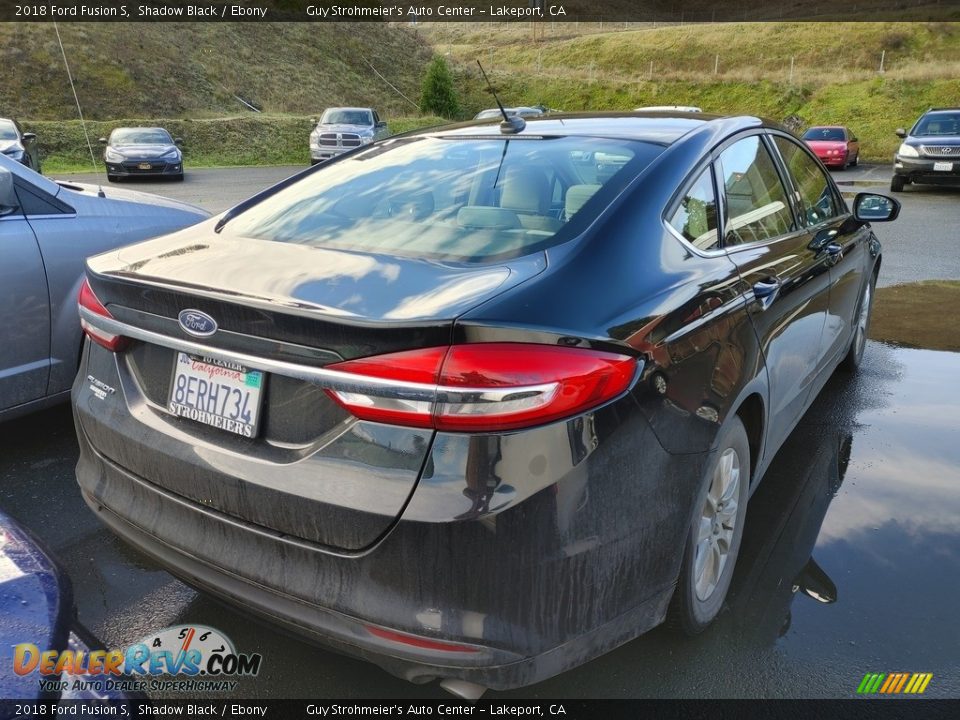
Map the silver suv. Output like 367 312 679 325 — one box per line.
309 107 388 164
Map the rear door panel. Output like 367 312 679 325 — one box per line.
717 134 831 457
0 212 50 410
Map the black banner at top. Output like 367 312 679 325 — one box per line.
1 0 958 22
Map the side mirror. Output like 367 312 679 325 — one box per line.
309 118 317 125
98 137 108 144
174 137 183 145
376 121 387 128
853 192 900 223
895 128 907 138
0 169 19 217
21 132 37 142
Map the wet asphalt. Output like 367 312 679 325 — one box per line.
1 166 958 699
2 342 958 698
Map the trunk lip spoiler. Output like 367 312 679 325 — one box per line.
79 306 557 405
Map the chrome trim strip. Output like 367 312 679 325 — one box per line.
80 307 557 405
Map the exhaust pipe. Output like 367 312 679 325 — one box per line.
439 678 488 701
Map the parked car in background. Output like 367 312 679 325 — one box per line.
0 508 140 701
73 112 897 697
0 154 208 421
0 117 41 172
309 107 389 165
891 107 960 192
99 127 184 181
801 126 860 169
473 106 545 121
635 105 703 113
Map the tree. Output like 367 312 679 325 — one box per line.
420 56 459 119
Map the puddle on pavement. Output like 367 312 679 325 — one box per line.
503 342 960 699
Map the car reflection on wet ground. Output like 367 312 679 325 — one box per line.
1 340 958 699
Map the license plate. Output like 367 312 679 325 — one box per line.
138 162 152 170
168 353 264 438
934 161 953 172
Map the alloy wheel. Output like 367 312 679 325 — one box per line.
694 447 741 602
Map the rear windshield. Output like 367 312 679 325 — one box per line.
912 113 960 137
802 127 845 141
110 128 173 145
225 135 662 262
321 109 373 126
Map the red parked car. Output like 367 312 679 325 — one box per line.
802 126 860 169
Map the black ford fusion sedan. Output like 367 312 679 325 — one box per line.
99 126 184 182
72 112 898 695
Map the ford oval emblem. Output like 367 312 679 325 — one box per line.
178 309 218 337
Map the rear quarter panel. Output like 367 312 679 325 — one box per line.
35 193 207 395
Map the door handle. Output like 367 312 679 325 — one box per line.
808 229 839 252
752 277 781 311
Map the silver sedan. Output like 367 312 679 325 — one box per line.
0 154 209 421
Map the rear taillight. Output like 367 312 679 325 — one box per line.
365 625 479 653
78 278 127 352
325 343 637 432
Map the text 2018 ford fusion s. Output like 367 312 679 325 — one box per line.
72 112 898 694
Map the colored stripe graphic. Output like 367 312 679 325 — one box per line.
858 672 933 694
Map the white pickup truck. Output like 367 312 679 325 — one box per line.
309 107 389 164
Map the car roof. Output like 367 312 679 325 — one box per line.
806 125 846 129
424 111 765 147
324 107 373 112
112 126 170 132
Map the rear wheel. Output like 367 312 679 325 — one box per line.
890 175 906 192
669 415 751 635
840 274 875 372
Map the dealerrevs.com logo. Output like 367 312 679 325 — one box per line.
13 625 262 694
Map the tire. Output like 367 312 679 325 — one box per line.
106 174 119 182
840 273 875 372
669 415 751 635
852 153 859 167
173 173 184 182
310 160 320 166
890 175 906 192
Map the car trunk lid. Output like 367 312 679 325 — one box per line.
79 235 545 551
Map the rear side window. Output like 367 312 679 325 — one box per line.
224 136 662 262
774 136 843 227
717 136 795 246
668 167 719 251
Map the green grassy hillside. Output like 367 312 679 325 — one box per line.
7 21 960 167
1 23 431 119
432 21 960 160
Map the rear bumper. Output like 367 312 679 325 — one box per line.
893 156 960 184
73 342 705 689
